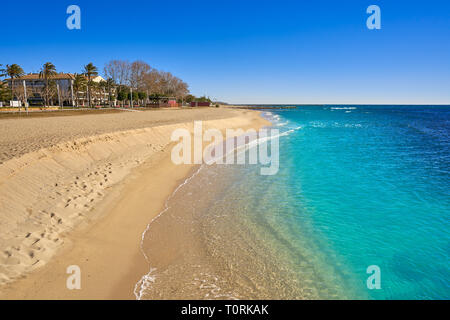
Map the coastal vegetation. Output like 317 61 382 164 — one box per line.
0 64 24 103
39 62 57 107
83 62 98 108
0 75 11 102
0 60 213 108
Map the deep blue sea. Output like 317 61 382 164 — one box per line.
139 105 449 300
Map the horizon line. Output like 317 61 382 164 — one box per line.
231 103 450 106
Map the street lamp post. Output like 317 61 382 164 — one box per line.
57 83 62 109
23 80 28 115
71 79 75 108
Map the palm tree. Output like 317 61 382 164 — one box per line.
98 80 106 106
0 64 7 103
104 78 116 107
90 81 101 106
1 64 25 102
39 62 57 107
83 63 98 107
72 73 87 107
0 79 11 103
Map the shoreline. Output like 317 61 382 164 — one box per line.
0 108 270 299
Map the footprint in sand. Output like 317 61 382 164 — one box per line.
4 256 21 265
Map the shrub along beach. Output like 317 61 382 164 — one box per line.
0 60 214 110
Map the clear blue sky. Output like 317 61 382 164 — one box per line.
1 0 449 104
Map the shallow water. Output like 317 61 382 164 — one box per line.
137 105 450 300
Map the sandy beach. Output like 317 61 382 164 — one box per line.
0 107 270 300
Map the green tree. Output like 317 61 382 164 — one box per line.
138 91 147 100
184 94 196 103
127 91 138 101
83 63 98 107
1 64 25 101
148 93 165 101
197 96 212 103
0 80 12 102
73 73 87 107
39 62 57 107
117 90 128 106
104 78 116 107
90 81 101 106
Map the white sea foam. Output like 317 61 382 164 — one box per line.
134 164 206 300
133 268 157 300
234 126 302 156
331 107 357 110
309 121 362 128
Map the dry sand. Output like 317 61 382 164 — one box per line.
0 107 270 299
0 108 240 165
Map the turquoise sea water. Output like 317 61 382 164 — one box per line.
250 105 450 299
139 105 449 300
